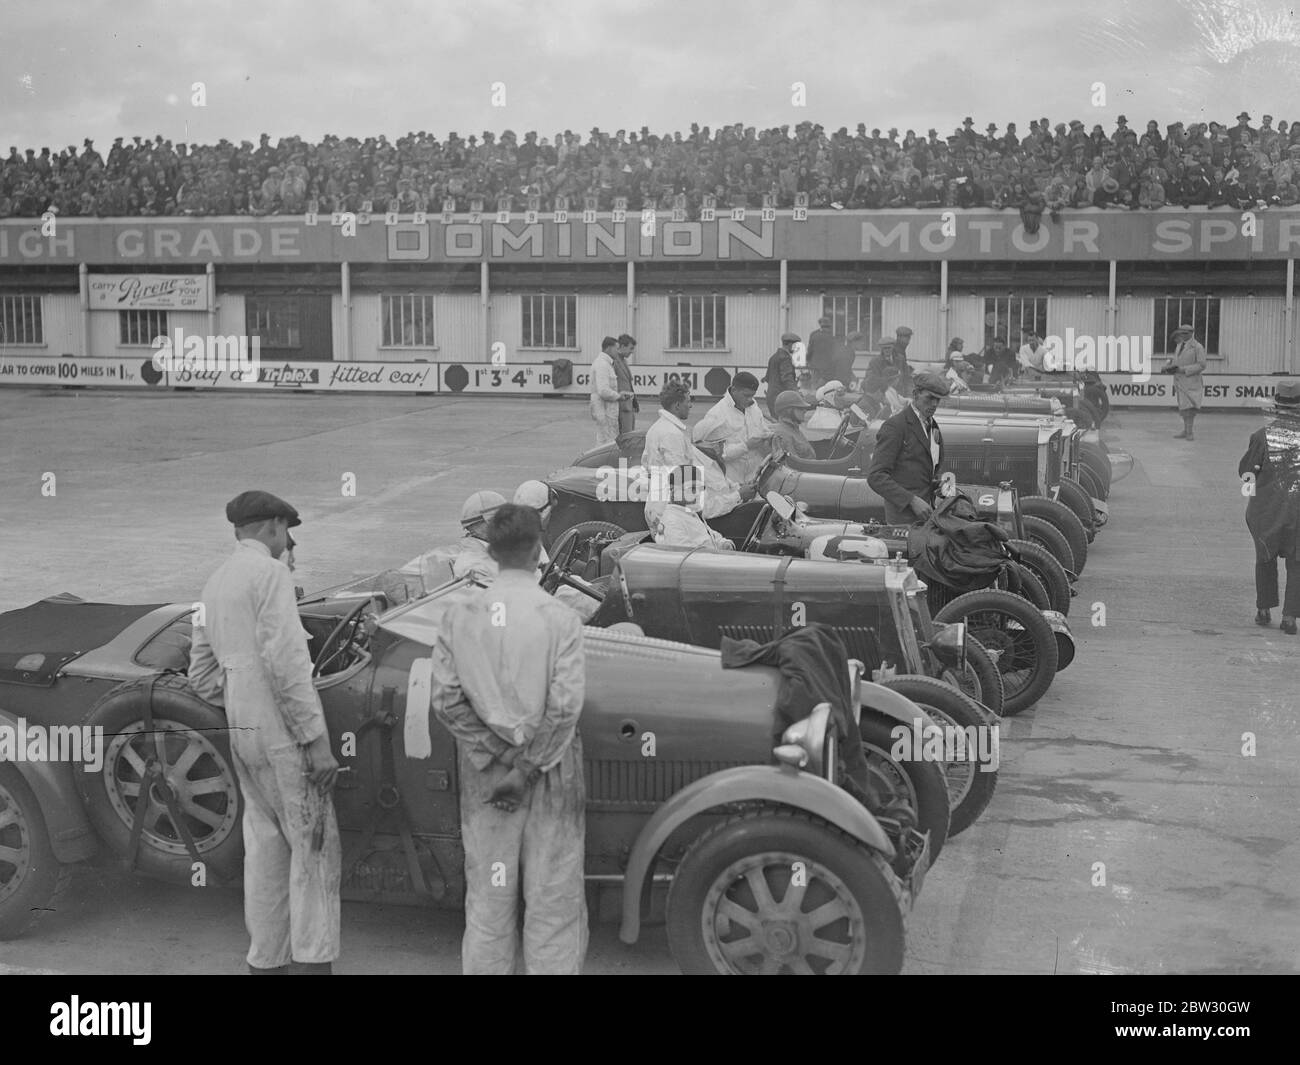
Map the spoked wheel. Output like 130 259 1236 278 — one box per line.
0 766 66 939
958 637 1006 717
78 674 244 882
1008 539 1072 615
858 712 950 862
1056 477 1097 542
880 675 998 836
666 810 905 974
1021 515 1077 576
1021 496 1088 574
935 589 1059 716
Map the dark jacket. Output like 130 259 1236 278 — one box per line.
720 622 870 794
907 493 1012 593
765 346 797 415
806 328 837 380
1238 416 1300 561
867 405 945 510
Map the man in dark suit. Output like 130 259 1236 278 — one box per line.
1238 380 1300 633
867 373 951 525
765 332 800 417
806 316 837 386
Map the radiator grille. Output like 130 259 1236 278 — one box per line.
585 759 740 805
718 624 883 671
947 454 1036 490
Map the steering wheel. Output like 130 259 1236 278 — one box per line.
826 408 856 460
539 531 581 595
312 598 371 678
754 447 782 491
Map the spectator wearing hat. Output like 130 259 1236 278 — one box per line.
1229 112 1256 144
188 491 341 974
1238 380 1300 632
1166 323 1206 440
613 333 639 435
770 390 818 459
765 332 801 417
806 315 837 386
868 372 950 525
943 338 973 392
589 336 630 446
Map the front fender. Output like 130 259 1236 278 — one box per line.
858 680 943 732
1042 610 1076 670
618 764 894 944
0 708 98 864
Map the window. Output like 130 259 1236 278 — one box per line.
246 297 302 349
983 297 1048 348
1154 297 1220 355
669 294 726 350
521 294 577 349
0 295 43 345
821 295 882 350
382 294 436 347
119 309 168 347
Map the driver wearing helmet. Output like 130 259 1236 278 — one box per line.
651 465 736 551
394 490 509 597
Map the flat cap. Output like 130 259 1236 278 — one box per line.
913 372 951 397
774 390 816 413
226 490 301 527
781 331 800 342
1274 380 1300 404
1172 322 1195 334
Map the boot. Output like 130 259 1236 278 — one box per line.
290 961 333 974
1255 609 1272 626
1173 413 1189 439
1185 412 1195 441
1282 616 1298 635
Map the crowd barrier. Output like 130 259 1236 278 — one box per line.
0 352 1291 407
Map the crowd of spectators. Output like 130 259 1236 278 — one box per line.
4 112 1300 219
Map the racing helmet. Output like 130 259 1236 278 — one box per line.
459 490 507 535
513 479 554 513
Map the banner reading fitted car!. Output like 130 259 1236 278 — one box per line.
165 359 438 391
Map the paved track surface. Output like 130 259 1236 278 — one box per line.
0 389 1296 974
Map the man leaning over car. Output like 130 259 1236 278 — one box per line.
189 490 341 975
867 372 951 526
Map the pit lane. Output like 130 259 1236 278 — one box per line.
0 389 1295 974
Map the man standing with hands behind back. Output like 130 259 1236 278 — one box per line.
189 490 341 975
867 373 951 525
430 504 588 974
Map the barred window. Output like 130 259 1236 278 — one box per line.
822 294 882 350
521 294 577 348
382 294 436 347
1155 297 1220 356
119 309 169 347
246 297 301 349
669 294 726 350
0 294 43 345
983 297 1048 348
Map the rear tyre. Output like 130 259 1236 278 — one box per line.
77 675 244 884
857 711 950 862
1021 515 1076 575
1020 496 1088 575
964 637 1006 718
0 766 68 939
1056 478 1097 541
666 809 905 974
1008 539 1072 616
1014 567 1051 611
880 675 998 836
935 589 1059 717
1079 448 1112 498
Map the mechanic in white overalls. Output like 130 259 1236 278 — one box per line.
189 491 341 974
430 504 588 974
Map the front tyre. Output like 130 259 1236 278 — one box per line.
858 711 950 862
666 809 905 975
0 766 68 939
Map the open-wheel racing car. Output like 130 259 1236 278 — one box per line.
0 584 937 974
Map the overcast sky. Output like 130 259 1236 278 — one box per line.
2 0 1298 151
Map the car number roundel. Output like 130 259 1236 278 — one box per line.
979 493 995 507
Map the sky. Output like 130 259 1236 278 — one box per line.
1 0 1298 151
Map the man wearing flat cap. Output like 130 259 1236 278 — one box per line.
868 373 950 525
1165 323 1206 440
189 490 341 974
765 332 801 417
1238 381 1300 633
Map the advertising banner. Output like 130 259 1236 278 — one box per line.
438 361 767 398
4 208 1299 265
87 274 209 311
164 359 437 392
0 355 154 387
1097 372 1289 408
